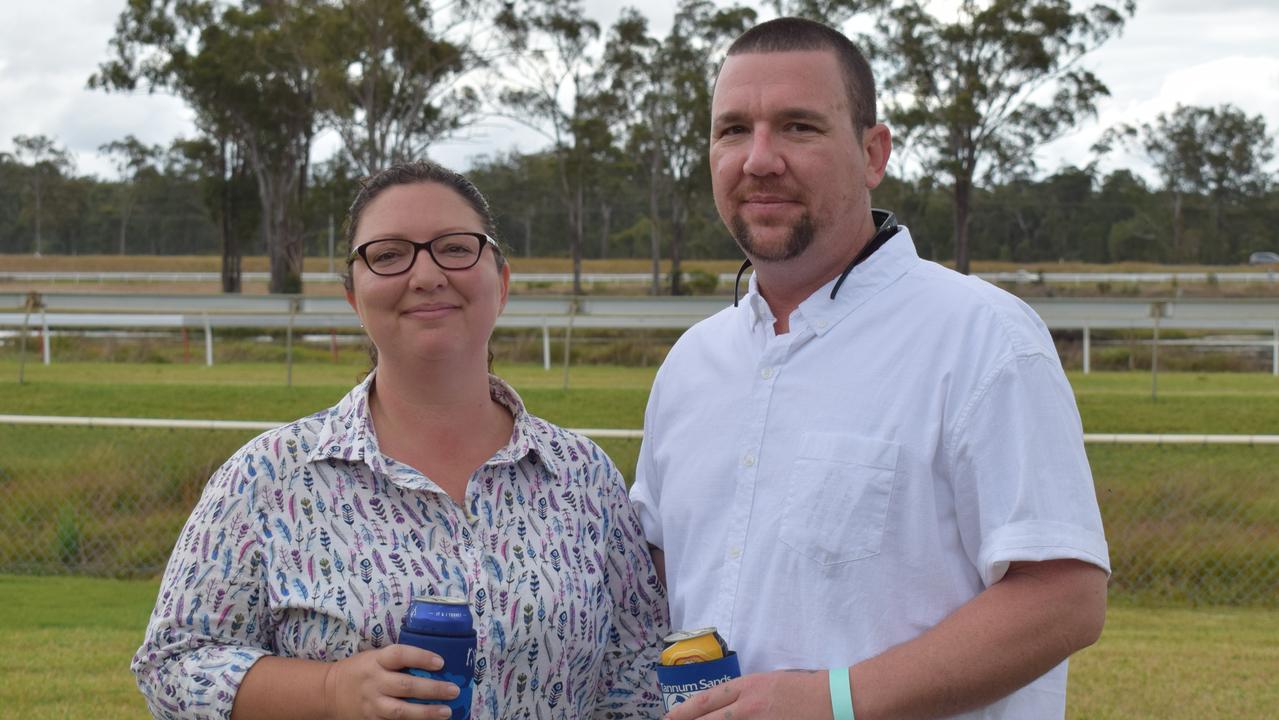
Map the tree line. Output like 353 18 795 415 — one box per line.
1 0 1276 293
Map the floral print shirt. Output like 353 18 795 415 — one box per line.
132 374 668 719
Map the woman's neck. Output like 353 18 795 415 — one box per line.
370 354 499 434
367 354 514 503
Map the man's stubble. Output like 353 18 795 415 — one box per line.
730 212 816 263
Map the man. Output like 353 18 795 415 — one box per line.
629 17 1110 720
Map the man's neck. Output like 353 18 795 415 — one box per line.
753 236 866 335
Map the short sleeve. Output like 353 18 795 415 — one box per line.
947 352 1111 587
628 379 664 550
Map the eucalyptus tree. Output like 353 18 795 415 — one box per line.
99 135 161 255
600 9 662 290
1098 104 1276 262
879 0 1133 274
605 0 755 294
314 0 485 176
93 0 324 293
768 0 885 25
495 0 612 294
469 151 562 257
171 135 260 292
11 134 74 256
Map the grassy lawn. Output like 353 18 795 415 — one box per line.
1067 602 1279 719
0 575 1274 720
3 362 1278 427
0 360 655 418
0 575 158 720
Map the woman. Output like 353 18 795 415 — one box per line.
133 161 668 719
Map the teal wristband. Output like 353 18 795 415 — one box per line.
828 667 855 720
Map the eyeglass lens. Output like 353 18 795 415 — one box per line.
361 234 483 274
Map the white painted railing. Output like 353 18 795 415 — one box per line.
3 294 1279 375
2 415 1277 445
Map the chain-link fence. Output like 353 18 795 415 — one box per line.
0 420 1275 606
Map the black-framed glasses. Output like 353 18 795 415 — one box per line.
347 233 498 275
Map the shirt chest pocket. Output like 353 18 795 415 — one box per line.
779 433 899 566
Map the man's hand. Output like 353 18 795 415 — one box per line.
322 644 460 720
664 670 832 720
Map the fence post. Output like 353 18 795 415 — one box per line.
1083 324 1091 375
561 299 578 390
17 292 40 385
204 314 214 367
1273 322 1278 377
542 321 551 371
1150 301 1167 401
286 297 298 388
41 307 50 366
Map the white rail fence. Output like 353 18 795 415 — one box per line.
4 414 1279 445
3 293 1279 375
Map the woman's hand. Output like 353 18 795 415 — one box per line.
323 645 461 720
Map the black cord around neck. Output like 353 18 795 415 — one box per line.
732 209 899 307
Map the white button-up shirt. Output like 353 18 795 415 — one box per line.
630 228 1108 719
134 374 667 720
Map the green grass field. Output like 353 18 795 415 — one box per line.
1 363 1278 717
0 574 1274 720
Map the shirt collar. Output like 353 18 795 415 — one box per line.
307 371 550 480
740 226 919 336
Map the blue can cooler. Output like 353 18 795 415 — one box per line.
398 595 477 719
655 652 742 711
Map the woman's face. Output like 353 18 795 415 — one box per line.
345 181 509 368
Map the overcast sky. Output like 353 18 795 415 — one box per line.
1 0 1276 183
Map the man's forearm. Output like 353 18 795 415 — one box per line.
848 559 1107 720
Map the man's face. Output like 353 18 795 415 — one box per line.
709 50 887 266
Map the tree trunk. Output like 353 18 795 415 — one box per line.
268 201 303 294
257 166 303 295
598 202 612 260
953 175 972 275
220 141 242 294
246 136 304 295
118 193 133 255
522 211 534 258
571 180 583 296
648 145 662 296
1212 193 1225 262
1171 191 1184 262
33 176 43 256
669 196 686 296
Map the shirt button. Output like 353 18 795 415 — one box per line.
760 367 774 379
742 454 756 467
816 319 829 329
729 546 743 559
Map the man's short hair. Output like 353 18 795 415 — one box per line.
725 17 877 133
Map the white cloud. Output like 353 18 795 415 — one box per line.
1039 55 1279 184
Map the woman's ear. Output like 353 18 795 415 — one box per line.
498 262 511 312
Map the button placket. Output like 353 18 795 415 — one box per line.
716 334 792 640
